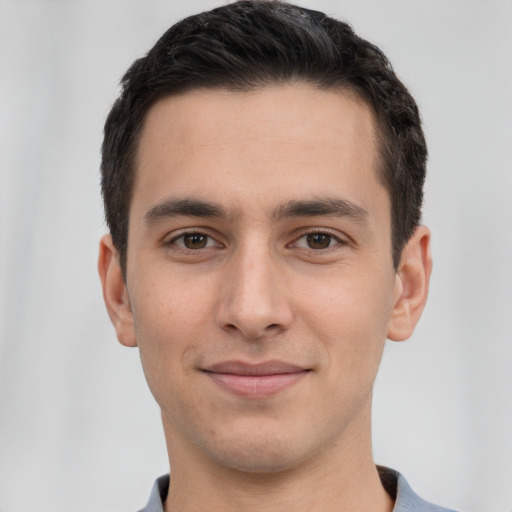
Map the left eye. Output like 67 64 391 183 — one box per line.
173 233 217 250
294 232 340 250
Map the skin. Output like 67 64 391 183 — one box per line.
99 84 432 512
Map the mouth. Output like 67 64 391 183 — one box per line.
202 360 311 398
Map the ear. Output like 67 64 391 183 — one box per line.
387 225 432 341
98 234 137 347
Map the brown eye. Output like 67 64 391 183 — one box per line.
183 233 209 249
306 233 332 249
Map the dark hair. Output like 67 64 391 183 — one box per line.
101 0 427 274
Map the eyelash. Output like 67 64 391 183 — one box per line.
166 229 223 251
289 229 346 252
164 228 346 253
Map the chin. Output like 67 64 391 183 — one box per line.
213 448 302 475
202 428 317 475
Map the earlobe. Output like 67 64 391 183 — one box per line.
98 234 137 347
387 226 432 342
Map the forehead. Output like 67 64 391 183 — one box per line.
132 84 385 221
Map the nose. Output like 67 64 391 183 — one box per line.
215 244 293 340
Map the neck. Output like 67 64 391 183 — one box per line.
162 412 394 512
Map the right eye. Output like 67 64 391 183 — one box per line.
170 232 219 250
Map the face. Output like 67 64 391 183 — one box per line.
100 84 430 474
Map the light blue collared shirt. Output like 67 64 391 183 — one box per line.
138 467 457 511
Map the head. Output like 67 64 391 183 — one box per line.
98 0 432 483
101 0 427 276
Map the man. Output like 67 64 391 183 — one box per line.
98 1 454 511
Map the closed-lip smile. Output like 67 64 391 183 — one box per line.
202 360 310 398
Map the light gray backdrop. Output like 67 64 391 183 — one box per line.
1 1 511 511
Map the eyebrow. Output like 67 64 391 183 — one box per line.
271 197 369 224
144 196 369 225
144 198 228 224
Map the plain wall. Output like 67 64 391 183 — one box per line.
0 1 511 511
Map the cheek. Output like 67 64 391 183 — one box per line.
129 271 214 388
297 267 394 371
131 264 214 337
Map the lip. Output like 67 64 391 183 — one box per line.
202 360 310 398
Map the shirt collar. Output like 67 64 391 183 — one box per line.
139 468 456 512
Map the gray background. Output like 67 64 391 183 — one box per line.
1 1 511 511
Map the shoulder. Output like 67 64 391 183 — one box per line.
378 466 458 512
137 474 169 512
